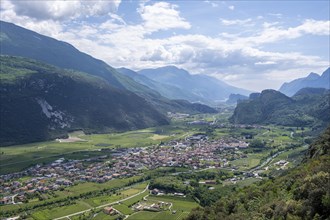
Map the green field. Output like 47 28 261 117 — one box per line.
31 201 91 220
230 152 269 171
113 204 135 215
0 126 187 174
83 182 148 207
122 191 149 206
24 182 148 219
147 195 199 212
0 177 144 216
126 195 198 220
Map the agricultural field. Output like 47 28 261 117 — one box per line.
125 195 199 220
0 112 314 220
0 126 188 175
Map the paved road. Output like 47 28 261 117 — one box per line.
53 184 149 220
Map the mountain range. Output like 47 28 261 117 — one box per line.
0 21 217 145
279 68 330 96
0 56 169 145
138 66 252 103
230 88 330 127
0 21 217 112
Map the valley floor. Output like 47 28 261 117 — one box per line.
0 113 313 220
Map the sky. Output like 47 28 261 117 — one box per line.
1 0 329 91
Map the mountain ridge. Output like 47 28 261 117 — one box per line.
0 55 169 146
0 20 217 115
279 68 330 96
230 88 330 127
138 66 252 103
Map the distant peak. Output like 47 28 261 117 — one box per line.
158 65 185 72
321 67 330 77
307 72 320 79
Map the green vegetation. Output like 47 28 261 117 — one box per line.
0 177 144 218
148 195 199 212
230 89 330 128
0 111 326 220
185 126 330 220
0 126 185 174
0 55 169 146
125 195 199 220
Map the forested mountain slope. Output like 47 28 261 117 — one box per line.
0 56 168 146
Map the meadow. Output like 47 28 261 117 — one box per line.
125 195 199 220
0 125 190 175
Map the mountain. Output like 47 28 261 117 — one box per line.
225 94 248 105
0 21 216 115
279 68 330 96
116 68 207 103
230 89 330 126
186 126 330 219
138 66 252 103
0 56 169 146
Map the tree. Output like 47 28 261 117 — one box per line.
249 139 264 148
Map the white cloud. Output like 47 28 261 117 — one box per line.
138 2 191 32
242 19 330 45
204 1 219 8
228 5 235 10
220 18 252 26
255 61 277 65
1 0 329 91
268 13 282 18
6 0 121 21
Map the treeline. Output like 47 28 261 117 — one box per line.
149 170 236 206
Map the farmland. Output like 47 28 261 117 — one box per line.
0 113 314 220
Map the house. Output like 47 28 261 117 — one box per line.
205 180 217 185
151 188 160 195
0 196 12 205
104 206 114 215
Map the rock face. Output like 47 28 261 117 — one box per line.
229 89 330 126
0 56 169 146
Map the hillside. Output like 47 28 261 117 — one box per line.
226 94 249 105
117 67 208 103
0 21 216 115
279 68 330 96
230 89 330 127
138 66 252 103
0 56 169 146
186 126 330 220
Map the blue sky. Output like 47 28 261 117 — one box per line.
1 0 329 91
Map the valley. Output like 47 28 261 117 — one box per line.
0 9 329 220
0 112 312 220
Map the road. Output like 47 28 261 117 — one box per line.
249 150 286 172
53 184 149 220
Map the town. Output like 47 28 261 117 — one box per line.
0 134 249 205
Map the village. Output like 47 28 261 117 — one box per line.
0 134 250 205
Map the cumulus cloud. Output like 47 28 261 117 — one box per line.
138 2 191 32
1 0 329 91
243 19 330 45
7 0 120 21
